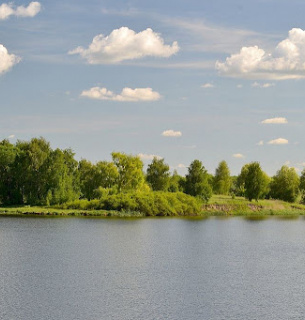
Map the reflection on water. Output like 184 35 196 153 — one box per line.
0 216 305 320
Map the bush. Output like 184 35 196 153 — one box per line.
62 191 202 216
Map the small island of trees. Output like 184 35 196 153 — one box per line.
0 137 305 217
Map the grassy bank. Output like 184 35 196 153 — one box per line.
1 194 305 218
204 195 305 216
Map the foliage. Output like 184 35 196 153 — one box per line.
79 159 118 200
168 170 185 192
243 162 270 201
185 160 212 202
112 152 145 192
270 165 300 202
63 191 202 216
146 157 170 191
213 160 231 195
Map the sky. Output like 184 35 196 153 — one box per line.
1 0 305 176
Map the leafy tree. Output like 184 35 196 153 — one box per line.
0 140 19 204
270 165 300 202
213 160 231 195
236 164 250 196
79 160 118 200
146 157 170 191
112 152 145 192
185 159 212 201
14 137 52 205
45 148 80 205
243 162 269 201
168 170 185 192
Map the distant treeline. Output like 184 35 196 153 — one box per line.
0 137 304 207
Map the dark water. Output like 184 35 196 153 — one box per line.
1 216 305 320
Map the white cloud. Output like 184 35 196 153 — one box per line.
257 140 264 146
261 117 288 124
0 2 40 19
0 45 20 74
69 27 179 64
162 130 182 137
233 153 245 158
8 134 15 139
237 84 243 88
177 163 187 168
81 87 161 102
201 83 214 88
138 153 162 161
252 82 275 88
268 138 289 145
216 28 305 80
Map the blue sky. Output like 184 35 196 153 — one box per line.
1 0 305 176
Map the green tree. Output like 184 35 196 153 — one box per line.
0 140 19 204
146 157 170 191
236 164 250 196
13 137 52 205
213 160 231 195
45 148 80 205
185 160 212 201
270 165 300 202
243 162 269 201
112 152 145 192
168 170 185 192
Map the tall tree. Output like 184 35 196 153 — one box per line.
0 140 19 204
213 160 231 195
270 165 300 202
146 157 170 191
168 170 185 192
112 152 145 192
244 162 269 201
185 160 212 201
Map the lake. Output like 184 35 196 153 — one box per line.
0 216 305 320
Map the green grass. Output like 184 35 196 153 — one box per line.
202 195 305 216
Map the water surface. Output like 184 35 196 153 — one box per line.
1 216 305 320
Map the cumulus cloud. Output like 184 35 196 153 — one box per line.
252 82 275 88
0 2 40 19
69 27 179 64
268 138 289 145
201 83 214 88
233 153 245 158
216 28 305 80
0 45 20 74
81 87 161 102
138 153 162 161
8 134 15 139
261 117 288 124
162 130 182 137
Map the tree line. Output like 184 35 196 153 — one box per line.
0 137 304 206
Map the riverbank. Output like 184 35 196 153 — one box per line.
1 195 305 217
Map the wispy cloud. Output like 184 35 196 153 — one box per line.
69 27 179 64
0 2 41 20
81 87 161 102
261 117 288 124
257 140 264 146
216 28 305 80
162 130 182 137
163 17 270 54
268 138 289 145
